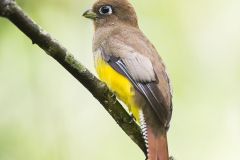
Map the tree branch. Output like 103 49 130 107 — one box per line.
0 0 147 156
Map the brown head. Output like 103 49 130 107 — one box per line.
83 0 138 29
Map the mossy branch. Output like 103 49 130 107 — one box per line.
0 0 147 156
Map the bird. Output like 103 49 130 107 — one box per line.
83 0 172 160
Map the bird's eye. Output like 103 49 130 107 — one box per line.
99 5 113 15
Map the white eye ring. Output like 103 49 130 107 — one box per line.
99 5 113 15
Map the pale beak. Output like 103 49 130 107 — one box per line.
82 9 98 19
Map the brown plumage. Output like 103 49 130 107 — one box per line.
83 0 172 160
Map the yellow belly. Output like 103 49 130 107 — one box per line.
95 59 140 122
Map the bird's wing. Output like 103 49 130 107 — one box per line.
99 46 169 127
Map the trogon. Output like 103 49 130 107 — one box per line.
83 0 173 159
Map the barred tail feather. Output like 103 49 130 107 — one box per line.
140 111 169 160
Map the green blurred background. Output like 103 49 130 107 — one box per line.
0 0 240 159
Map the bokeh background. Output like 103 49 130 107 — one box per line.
0 0 240 159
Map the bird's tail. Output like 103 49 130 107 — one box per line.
140 110 169 160
146 127 169 160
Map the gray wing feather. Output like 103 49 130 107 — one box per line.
100 47 169 127
122 55 156 82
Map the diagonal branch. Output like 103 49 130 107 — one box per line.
0 0 147 156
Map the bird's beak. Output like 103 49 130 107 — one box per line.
82 9 97 19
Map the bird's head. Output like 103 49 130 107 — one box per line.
83 0 138 29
